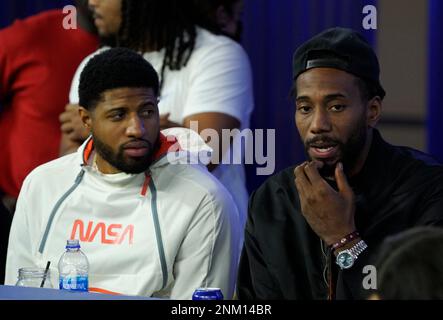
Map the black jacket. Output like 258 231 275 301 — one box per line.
237 129 443 300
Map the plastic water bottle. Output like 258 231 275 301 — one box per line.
58 239 89 292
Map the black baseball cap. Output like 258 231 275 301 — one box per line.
292 27 385 99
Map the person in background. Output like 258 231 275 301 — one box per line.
237 27 443 300
192 0 244 42
59 0 254 236
371 227 443 300
5 48 240 299
0 0 98 285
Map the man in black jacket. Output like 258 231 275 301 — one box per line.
237 27 443 300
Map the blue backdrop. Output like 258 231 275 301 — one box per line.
427 0 443 162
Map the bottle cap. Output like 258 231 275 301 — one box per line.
66 239 80 249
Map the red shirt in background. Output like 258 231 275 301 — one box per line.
0 9 99 198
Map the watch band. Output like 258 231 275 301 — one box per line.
330 231 360 250
348 239 368 258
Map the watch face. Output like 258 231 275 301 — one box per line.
337 251 355 269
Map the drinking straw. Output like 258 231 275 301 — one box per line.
40 261 51 288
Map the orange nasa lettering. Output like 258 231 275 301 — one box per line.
70 219 134 245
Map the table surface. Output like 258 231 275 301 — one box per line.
0 285 158 300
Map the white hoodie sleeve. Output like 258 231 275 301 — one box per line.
169 190 240 300
4 176 39 285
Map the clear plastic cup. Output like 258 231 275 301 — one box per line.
15 267 53 288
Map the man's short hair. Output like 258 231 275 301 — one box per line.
79 48 159 110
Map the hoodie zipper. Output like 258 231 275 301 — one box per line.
38 169 85 254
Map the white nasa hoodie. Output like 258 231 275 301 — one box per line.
5 129 240 299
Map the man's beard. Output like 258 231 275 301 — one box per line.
93 134 160 174
304 118 367 178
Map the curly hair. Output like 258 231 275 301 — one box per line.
79 48 159 110
117 0 197 91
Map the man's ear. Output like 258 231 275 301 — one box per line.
366 97 382 128
79 106 92 130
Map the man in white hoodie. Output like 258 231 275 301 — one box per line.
5 48 240 299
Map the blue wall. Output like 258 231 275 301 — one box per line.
427 0 443 162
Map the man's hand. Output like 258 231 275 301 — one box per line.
59 104 89 142
294 161 356 245
160 113 182 130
